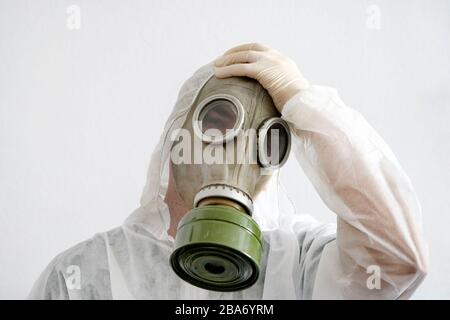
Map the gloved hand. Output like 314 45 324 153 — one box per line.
214 43 309 112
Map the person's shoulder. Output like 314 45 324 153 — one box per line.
51 231 109 269
28 227 122 299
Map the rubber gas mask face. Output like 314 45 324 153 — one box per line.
169 76 291 291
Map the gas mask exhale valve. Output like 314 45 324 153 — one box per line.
169 76 291 292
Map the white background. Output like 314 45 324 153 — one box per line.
0 0 449 299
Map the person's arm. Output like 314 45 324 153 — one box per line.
281 85 427 298
215 43 428 298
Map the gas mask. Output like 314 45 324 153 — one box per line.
169 76 291 291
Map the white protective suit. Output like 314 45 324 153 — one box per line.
28 63 428 300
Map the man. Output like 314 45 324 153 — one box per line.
29 43 427 299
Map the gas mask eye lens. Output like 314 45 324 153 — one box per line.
193 94 245 144
266 122 288 165
199 99 238 136
258 118 291 169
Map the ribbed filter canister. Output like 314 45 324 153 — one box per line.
170 205 263 291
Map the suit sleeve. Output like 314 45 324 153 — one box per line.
282 85 428 299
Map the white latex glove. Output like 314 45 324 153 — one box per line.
214 43 309 111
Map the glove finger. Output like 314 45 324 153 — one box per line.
214 63 258 79
223 43 270 55
214 50 262 67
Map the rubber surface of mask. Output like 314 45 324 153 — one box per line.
170 76 291 291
